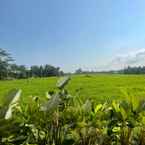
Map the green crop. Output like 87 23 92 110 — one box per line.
1 74 145 104
0 76 145 145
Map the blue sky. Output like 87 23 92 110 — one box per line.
1 0 145 72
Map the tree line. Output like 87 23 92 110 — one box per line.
122 66 145 74
0 48 64 80
75 66 145 75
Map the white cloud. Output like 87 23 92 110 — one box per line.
106 48 145 70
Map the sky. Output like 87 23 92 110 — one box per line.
1 0 145 72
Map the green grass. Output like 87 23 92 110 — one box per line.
1 74 145 103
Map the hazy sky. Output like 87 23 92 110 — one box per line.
1 0 145 72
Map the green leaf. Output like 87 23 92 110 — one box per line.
5 89 22 120
56 76 70 89
131 96 140 112
120 107 127 120
95 104 103 113
112 127 121 133
112 101 120 113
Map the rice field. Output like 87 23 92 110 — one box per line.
1 74 145 103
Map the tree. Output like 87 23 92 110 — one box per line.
0 48 64 79
43 65 60 77
17 65 27 78
30 65 41 77
123 66 145 74
75 68 83 74
10 64 28 79
0 48 13 79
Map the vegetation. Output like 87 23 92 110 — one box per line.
0 48 63 80
1 74 145 103
0 48 13 79
1 48 145 81
123 66 145 74
0 77 145 145
10 64 63 79
1 49 145 144
75 66 145 75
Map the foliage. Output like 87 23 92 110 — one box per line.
75 68 83 74
123 66 145 74
0 48 64 80
0 77 145 145
0 48 13 80
10 64 63 79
